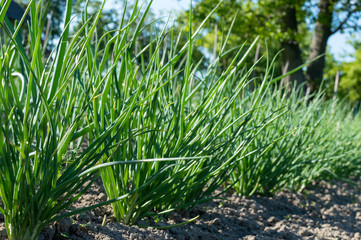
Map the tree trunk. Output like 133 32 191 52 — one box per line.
281 40 305 91
306 0 334 92
279 4 305 91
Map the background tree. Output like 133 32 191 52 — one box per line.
177 0 310 90
338 38 361 103
176 0 361 93
306 0 361 92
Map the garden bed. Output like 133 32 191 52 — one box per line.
1 178 359 240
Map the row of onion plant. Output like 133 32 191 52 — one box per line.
231 84 361 196
0 0 279 238
84 1 280 225
1 0 361 239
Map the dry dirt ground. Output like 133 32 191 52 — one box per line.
1 178 360 239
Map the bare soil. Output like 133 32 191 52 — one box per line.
1 178 360 239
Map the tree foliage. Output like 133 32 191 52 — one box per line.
338 39 361 102
176 0 361 94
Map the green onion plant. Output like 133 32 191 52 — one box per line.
1 0 361 239
0 0 168 238
231 84 361 196
86 1 280 225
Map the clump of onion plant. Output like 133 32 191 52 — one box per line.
0 0 162 239
86 0 283 225
231 84 361 196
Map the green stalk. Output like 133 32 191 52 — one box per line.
47 0 72 101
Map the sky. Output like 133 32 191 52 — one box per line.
328 32 356 62
106 0 357 62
